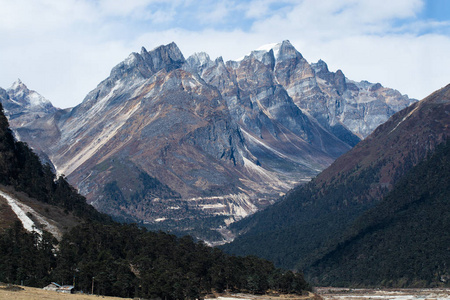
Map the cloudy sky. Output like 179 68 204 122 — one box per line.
1 0 449 108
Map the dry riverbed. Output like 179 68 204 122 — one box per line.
315 287 450 300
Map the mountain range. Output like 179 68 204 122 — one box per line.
1 41 416 242
0 102 311 298
221 83 450 286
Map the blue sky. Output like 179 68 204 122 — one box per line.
0 0 449 108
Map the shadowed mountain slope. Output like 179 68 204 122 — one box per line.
306 139 450 287
222 84 450 274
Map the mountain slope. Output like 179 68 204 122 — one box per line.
0 101 109 234
306 139 450 287
5 42 415 242
222 84 450 272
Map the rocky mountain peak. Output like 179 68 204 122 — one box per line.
189 52 212 65
0 79 56 129
276 40 303 61
109 42 186 82
8 78 31 102
311 59 329 74
185 52 214 75
237 40 300 67
6 79 53 109
143 42 185 72
10 78 26 91
334 69 347 95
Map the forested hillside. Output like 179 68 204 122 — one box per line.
0 222 310 298
222 84 450 286
306 140 450 287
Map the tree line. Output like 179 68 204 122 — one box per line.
0 221 310 299
0 103 311 298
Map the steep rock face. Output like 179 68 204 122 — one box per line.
238 41 416 140
309 58 416 139
185 48 350 181
6 42 416 242
52 67 260 220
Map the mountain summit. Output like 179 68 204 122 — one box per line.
4 42 415 242
0 79 56 128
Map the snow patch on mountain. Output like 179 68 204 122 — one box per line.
187 193 257 218
0 190 42 235
1 190 63 240
235 42 282 63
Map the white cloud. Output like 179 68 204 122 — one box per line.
197 1 231 24
0 0 449 108
97 0 155 17
0 0 96 32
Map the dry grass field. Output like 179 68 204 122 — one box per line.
0 285 322 300
0 285 133 300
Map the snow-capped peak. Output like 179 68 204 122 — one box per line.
255 42 279 52
10 78 25 90
191 52 211 66
7 79 54 110
234 41 287 63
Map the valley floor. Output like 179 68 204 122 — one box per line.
0 286 319 300
0 284 132 300
212 293 320 300
315 287 450 300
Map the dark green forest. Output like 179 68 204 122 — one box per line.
223 140 449 287
306 140 450 287
0 103 310 298
221 161 383 270
0 222 310 298
222 86 450 287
